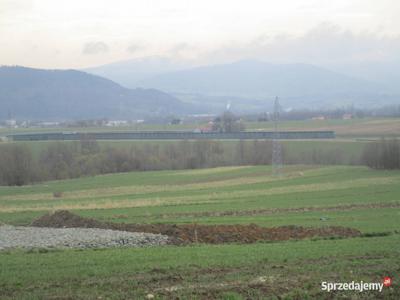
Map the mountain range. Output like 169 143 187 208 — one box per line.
87 59 399 111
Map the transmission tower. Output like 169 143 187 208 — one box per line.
272 96 283 176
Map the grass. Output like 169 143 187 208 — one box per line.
1 236 399 299
0 165 399 299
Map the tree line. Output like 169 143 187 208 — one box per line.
362 138 400 169
0 138 398 186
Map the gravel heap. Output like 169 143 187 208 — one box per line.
0 225 169 250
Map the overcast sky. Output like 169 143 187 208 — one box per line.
1 0 400 69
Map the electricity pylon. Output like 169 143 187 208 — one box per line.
272 96 283 176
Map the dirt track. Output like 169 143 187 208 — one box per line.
31 211 361 244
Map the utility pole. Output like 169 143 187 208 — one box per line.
272 96 283 176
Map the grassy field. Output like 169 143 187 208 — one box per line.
0 165 399 299
1 117 399 138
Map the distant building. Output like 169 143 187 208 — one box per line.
5 119 17 128
311 116 325 121
342 113 353 120
39 122 60 127
199 121 214 133
105 120 128 127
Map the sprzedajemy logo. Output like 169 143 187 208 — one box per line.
321 277 392 292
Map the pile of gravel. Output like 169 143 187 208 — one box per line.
0 225 169 250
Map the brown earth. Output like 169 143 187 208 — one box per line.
157 201 400 219
31 210 361 245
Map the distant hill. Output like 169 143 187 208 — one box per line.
326 61 400 94
85 56 192 89
0 66 191 120
138 59 388 96
84 58 400 111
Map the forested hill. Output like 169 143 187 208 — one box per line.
0 66 189 120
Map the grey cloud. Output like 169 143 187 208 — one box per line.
82 42 109 55
201 23 400 64
126 44 143 53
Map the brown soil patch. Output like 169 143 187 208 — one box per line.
31 210 361 245
31 210 106 228
161 201 400 219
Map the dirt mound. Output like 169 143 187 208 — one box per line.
31 210 107 229
32 211 361 244
124 224 361 244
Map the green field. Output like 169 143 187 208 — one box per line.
1 165 399 299
1 117 399 138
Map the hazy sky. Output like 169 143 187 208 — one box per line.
1 0 400 68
